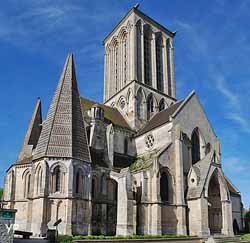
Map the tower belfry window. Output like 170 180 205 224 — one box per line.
115 46 118 91
144 29 152 86
156 37 164 92
167 39 172 96
124 36 128 84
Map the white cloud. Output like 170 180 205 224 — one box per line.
226 113 250 134
215 78 239 107
213 76 250 134
224 156 250 173
174 20 209 55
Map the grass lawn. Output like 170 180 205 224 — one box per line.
241 234 250 241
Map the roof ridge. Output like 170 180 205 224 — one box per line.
137 99 185 136
16 97 42 163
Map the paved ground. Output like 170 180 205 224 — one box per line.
14 239 49 243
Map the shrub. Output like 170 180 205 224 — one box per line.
58 234 190 242
58 235 73 243
0 188 3 200
245 211 250 220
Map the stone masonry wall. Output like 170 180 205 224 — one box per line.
0 221 13 243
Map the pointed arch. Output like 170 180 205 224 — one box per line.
75 167 85 195
191 128 200 164
50 163 66 193
207 170 223 234
23 170 31 199
146 93 157 120
118 26 128 40
36 165 43 195
159 98 165 111
159 167 174 203
191 127 206 164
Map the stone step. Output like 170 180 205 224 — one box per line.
213 236 246 243
14 239 50 243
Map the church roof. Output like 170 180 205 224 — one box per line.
16 98 42 164
225 176 241 196
80 97 132 130
33 54 91 163
137 99 184 136
103 6 175 44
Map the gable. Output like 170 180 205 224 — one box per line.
172 91 217 145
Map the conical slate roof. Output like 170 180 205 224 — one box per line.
16 98 42 163
33 54 91 162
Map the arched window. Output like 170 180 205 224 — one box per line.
36 166 43 194
136 20 142 82
166 39 172 97
76 170 80 194
124 137 128 154
111 40 119 93
91 178 96 199
52 166 62 193
159 99 165 111
144 26 152 86
24 172 31 198
160 172 169 202
55 167 61 192
75 169 85 195
123 34 128 84
147 94 154 120
156 36 164 92
191 128 201 164
137 89 143 119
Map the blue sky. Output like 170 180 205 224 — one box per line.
0 0 249 207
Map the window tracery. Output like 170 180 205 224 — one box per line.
156 36 164 92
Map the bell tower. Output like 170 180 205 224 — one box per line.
103 6 177 130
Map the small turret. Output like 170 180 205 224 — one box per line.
91 104 104 121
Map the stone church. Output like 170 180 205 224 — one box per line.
2 5 243 238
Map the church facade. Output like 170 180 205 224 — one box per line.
2 6 243 238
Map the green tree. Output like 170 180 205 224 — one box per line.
245 210 250 220
0 188 3 200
